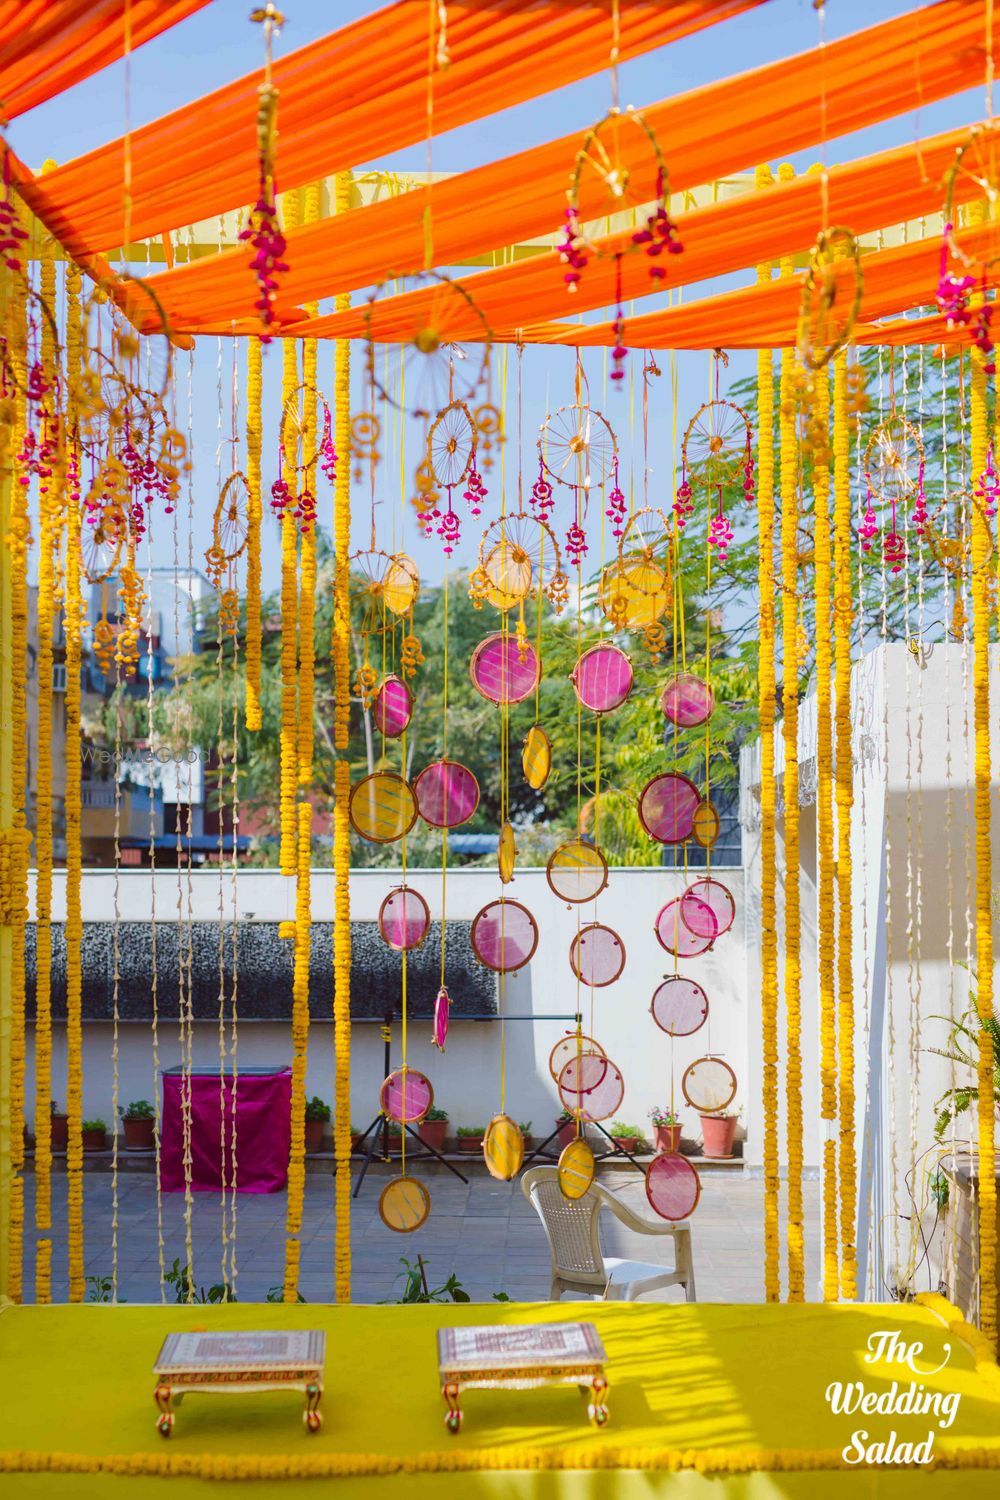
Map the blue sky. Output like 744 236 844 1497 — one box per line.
7 0 988 594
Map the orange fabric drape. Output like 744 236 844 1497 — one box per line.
0 1 210 120
9 0 759 259
277 123 997 347
502 221 1000 350
139 0 999 339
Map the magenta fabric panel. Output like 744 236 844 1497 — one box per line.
159 1068 292 1193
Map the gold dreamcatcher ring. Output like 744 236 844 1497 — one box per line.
681 400 752 491
538 403 617 491
363 272 492 420
427 400 476 488
797 226 863 372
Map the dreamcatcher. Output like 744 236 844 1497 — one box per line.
270 382 335 534
363 271 492 421
599 508 673 661
937 127 999 374
676 396 754 562
349 548 423 707
538 402 617 566
205 471 250 633
472 510 567 619
558 107 682 382
420 399 486 555
859 416 925 576
797 227 864 372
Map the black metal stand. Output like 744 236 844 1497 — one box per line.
521 1118 645 1176
351 1009 468 1199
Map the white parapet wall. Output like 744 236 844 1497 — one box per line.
24 863 747 1144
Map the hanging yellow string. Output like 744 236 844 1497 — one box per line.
32 202 58 1304
832 348 857 1300
278 188 301 874
245 337 264 731
0 252 29 1302
283 798 313 1300
755 163 780 1304
332 169 353 1305
64 262 85 1302
968 202 997 1346
778 161 804 1302
812 358 838 1302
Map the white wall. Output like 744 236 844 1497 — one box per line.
25 863 747 1142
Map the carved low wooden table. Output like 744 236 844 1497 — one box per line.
153 1330 325 1436
437 1321 609 1434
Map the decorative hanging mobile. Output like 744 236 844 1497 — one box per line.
241 5 288 341
638 771 701 845
661 672 714 728
379 1176 431 1233
522 722 553 791
349 770 418 844
349 548 423 706
473 511 567 616
498 822 517 884
599 506 673 659
676 393 754 563
423 398 480 555
372 674 413 738
655 897 716 958
557 1051 625 1122
483 1114 525 1182
569 922 626 988
470 631 540 706
937 128 999 373
680 877 735 939
681 1056 738 1116
470 899 539 972
538 403 617 565
365 272 492 421
546 839 609 905
646 1152 701 1221
558 106 682 381
413 760 480 829
796 226 863 371
378 887 431 951
860 415 925 575
271 383 335 534
377 1070 434 1233
650 976 709 1037
548 1033 607 1082
558 1135 597 1200
571 642 634 714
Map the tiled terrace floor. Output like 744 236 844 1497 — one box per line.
20 1166 821 1305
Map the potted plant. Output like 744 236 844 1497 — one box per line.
555 1111 577 1149
700 1111 738 1158
608 1121 645 1155
519 1120 533 1151
649 1106 682 1155
350 1124 363 1155
82 1118 108 1152
120 1099 155 1151
418 1106 449 1152
456 1125 484 1154
304 1096 331 1153
50 1100 68 1151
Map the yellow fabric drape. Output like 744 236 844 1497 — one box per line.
755 162 780 1304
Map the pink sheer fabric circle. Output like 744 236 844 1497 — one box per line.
470 899 538 972
548 1033 606 1082
572 644 634 713
681 877 736 938
638 773 700 844
378 887 430 951
655 897 716 957
557 1052 624 1123
380 1068 434 1124
646 1152 701 1221
373 674 413 738
650 976 709 1037
414 760 480 828
660 672 715 728
470 633 540 705
569 923 626 987
682 1056 738 1114
432 986 450 1052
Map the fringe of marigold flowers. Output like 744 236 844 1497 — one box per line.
278 188 301 874
64 263 86 1301
968 241 997 1345
297 183 320 787
332 169 353 1305
832 349 857 1298
755 163 780 1304
32 214 59 1304
813 363 838 1302
283 798 313 1300
1 261 29 1301
245 337 264 731
778 164 804 1302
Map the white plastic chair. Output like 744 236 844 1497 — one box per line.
521 1165 696 1302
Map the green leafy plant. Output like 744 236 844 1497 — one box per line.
164 1257 237 1304
82 1118 107 1133
120 1099 154 1120
456 1125 484 1138
608 1121 645 1141
305 1095 331 1122
518 1121 532 1135
382 1256 471 1305
928 1168 950 1212
85 1274 116 1302
266 1286 306 1303
423 1106 449 1121
649 1106 679 1128
929 1000 1000 1140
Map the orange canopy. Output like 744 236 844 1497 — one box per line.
10 0 758 260
0 1 210 121
139 0 996 339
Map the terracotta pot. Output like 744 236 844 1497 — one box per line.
556 1118 577 1149
304 1117 327 1153
700 1113 737 1158
653 1124 682 1155
612 1136 641 1155
50 1114 68 1151
457 1135 483 1154
418 1119 448 1152
350 1133 363 1155
122 1116 155 1152
82 1128 107 1152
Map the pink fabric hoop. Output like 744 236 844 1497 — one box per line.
557 1052 624 1123
470 899 538 973
569 922 626 987
571 643 634 714
650 976 709 1037
414 759 480 829
378 886 430 951
681 877 736 938
379 1068 434 1124
638 773 700 844
470 633 540 705
373 674 413 738
660 672 715 728
548 1032 606 1082
655 897 716 957
646 1152 701 1221
432 986 450 1052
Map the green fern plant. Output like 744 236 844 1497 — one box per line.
929 1001 1000 1141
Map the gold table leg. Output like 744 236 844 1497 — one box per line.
442 1380 462 1435
587 1373 609 1426
154 1383 174 1437
304 1380 323 1433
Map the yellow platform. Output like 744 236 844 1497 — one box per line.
1 1294 998 1496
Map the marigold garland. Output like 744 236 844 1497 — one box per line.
778 163 804 1303
755 162 780 1305
64 263 85 1302
812 360 838 1303
967 229 998 1346
245 336 264 731
283 797 313 1301
332 169 353 1305
1 257 29 1302
832 348 857 1300
297 182 320 788
278 188 301 875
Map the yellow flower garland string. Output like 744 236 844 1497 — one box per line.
278 187 301 874
245 336 263 731
755 162 780 1303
